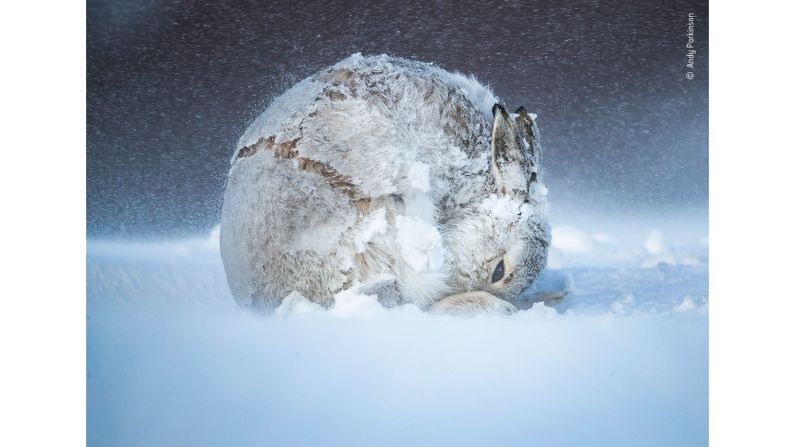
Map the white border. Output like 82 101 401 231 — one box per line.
2 0 795 445
711 0 795 445
0 1 86 446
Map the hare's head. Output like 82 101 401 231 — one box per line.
445 104 550 301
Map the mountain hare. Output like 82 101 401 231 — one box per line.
220 54 550 316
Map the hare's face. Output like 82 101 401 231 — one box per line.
445 104 550 301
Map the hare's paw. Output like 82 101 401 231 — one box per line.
429 291 518 317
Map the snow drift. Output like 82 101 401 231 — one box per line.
87 221 707 446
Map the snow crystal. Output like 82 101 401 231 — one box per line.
406 162 430 192
552 225 594 253
352 207 388 253
324 284 386 317
607 294 636 315
547 220 707 270
395 215 445 272
478 194 524 220
674 296 698 312
645 228 666 254
274 291 323 317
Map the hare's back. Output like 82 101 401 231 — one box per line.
221 54 503 307
235 55 496 201
221 143 361 305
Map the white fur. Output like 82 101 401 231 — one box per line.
220 54 550 311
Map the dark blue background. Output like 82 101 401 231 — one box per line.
87 0 708 237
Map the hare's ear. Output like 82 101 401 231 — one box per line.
491 103 529 197
514 106 541 183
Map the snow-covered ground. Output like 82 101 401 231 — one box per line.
87 219 708 446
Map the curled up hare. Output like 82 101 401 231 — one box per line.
220 54 551 316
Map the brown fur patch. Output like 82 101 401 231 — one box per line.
274 139 299 158
240 134 370 209
353 198 370 213
326 69 354 84
324 89 347 101
296 157 363 199
235 135 274 159
320 68 359 97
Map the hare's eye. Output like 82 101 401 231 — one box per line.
491 259 505 283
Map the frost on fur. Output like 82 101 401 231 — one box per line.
220 54 551 312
